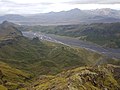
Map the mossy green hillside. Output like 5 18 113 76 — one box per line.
32 64 120 90
0 36 103 76
0 61 31 90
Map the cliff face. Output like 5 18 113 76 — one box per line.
0 21 22 39
30 64 120 90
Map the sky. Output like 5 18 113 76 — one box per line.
0 0 120 15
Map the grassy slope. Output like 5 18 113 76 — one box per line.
0 61 31 90
0 36 119 90
31 64 120 90
0 36 103 75
0 21 119 89
0 36 106 90
23 23 120 48
0 21 22 39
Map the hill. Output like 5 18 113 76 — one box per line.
0 21 112 89
28 64 120 90
0 21 22 39
0 36 104 75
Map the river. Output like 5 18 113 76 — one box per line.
22 31 120 59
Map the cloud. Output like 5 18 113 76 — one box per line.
0 0 120 15
0 0 55 14
65 0 120 4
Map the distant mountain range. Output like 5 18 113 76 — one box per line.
0 8 120 25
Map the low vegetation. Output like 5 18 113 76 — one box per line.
30 64 120 90
0 21 120 90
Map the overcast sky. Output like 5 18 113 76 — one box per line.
0 0 120 15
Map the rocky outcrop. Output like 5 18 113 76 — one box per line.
0 39 16 48
0 36 23 48
31 64 120 90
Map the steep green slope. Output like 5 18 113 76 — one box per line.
22 23 120 48
0 36 119 90
0 21 22 39
30 64 120 90
0 35 107 90
0 36 103 76
0 61 31 90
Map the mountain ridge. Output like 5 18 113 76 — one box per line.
0 21 22 39
0 8 120 25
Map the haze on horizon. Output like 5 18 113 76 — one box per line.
0 0 120 15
